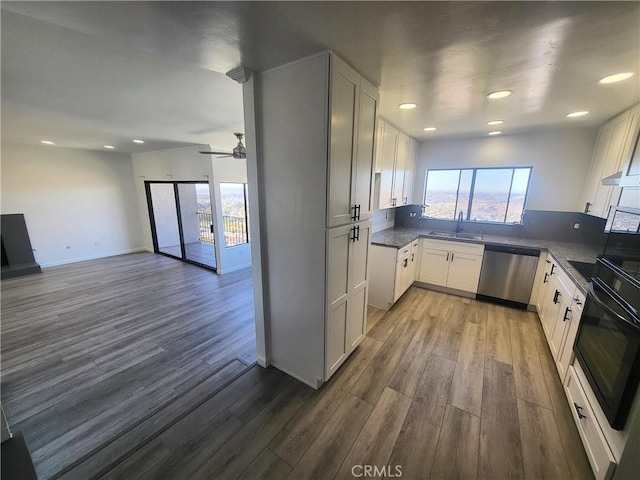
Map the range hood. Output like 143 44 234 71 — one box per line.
602 171 623 186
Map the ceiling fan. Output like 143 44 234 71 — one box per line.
199 133 246 158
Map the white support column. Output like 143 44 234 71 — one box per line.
228 67 269 367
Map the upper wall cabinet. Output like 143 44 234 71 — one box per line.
327 57 379 227
581 104 639 218
619 105 640 188
376 118 418 209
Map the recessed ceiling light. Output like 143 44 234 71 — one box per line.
599 72 634 84
566 111 589 118
487 90 513 99
487 120 504 125
133 139 145 144
104 145 115 149
40 140 55 145
423 127 437 131
398 103 418 110
488 131 502 136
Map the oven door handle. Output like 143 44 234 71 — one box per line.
589 282 636 327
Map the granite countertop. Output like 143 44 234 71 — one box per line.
371 227 601 294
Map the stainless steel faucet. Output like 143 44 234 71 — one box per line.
455 211 464 233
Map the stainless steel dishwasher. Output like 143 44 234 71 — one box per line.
477 245 540 309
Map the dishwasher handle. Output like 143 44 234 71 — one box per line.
483 245 541 257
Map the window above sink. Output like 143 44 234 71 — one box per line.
422 166 532 225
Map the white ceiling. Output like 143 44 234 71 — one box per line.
2 2 639 153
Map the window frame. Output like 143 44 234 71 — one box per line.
422 166 533 225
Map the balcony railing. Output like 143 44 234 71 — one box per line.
197 212 214 244
223 215 249 247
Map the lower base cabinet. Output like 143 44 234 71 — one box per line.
418 239 484 294
369 240 418 310
565 365 616 480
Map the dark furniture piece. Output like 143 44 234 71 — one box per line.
1 214 41 280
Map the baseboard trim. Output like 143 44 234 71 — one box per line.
39 248 147 268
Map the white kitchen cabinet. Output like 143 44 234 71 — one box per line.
374 119 385 174
539 257 562 339
328 57 378 227
378 122 398 209
403 138 418 205
582 104 639 217
565 366 616 480
259 52 378 387
535 252 552 315
547 273 574 361
376 120 418 209
326 221 371 377
418 239 484 294
369 239 416 310
393 132 409 206
556 288 585 381
619 104 640 188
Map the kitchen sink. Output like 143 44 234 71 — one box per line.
428 231 483 240
428 231 457 238
456 232 484 240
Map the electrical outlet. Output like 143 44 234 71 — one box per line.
573 223 580 230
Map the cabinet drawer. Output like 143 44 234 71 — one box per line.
397 242 413 262
422 238 484 255
565 366 616 480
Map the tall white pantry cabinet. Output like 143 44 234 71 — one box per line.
258 52 378 388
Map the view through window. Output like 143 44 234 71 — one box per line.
423 167 532 223
220 183 250 247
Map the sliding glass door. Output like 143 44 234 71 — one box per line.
146 181 216 270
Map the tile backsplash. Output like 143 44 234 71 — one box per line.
394 205 607 246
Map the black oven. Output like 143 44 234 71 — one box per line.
573 206 640 430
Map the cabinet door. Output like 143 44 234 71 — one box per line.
374 119 385 174
620 105 640 187
393 132 409 206
326 225 351 377
548 283 573 360
352 80 378 222
402 138 418 205
590 115 630 217
536 257 553 315
418 248 449 286
541 277 563 341
378 123 398 209
406 242 418 288
557 294 583 381
394 258 407 302
446 252 482 293
582 125 613 216
346 221 371 354
328 57 358 227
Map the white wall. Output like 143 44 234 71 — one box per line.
414 127 598 212
130 145 251 273
1 143 143 266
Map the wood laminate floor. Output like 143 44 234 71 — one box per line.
46 284 592 480
160 241 216 268
1 252 256 479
